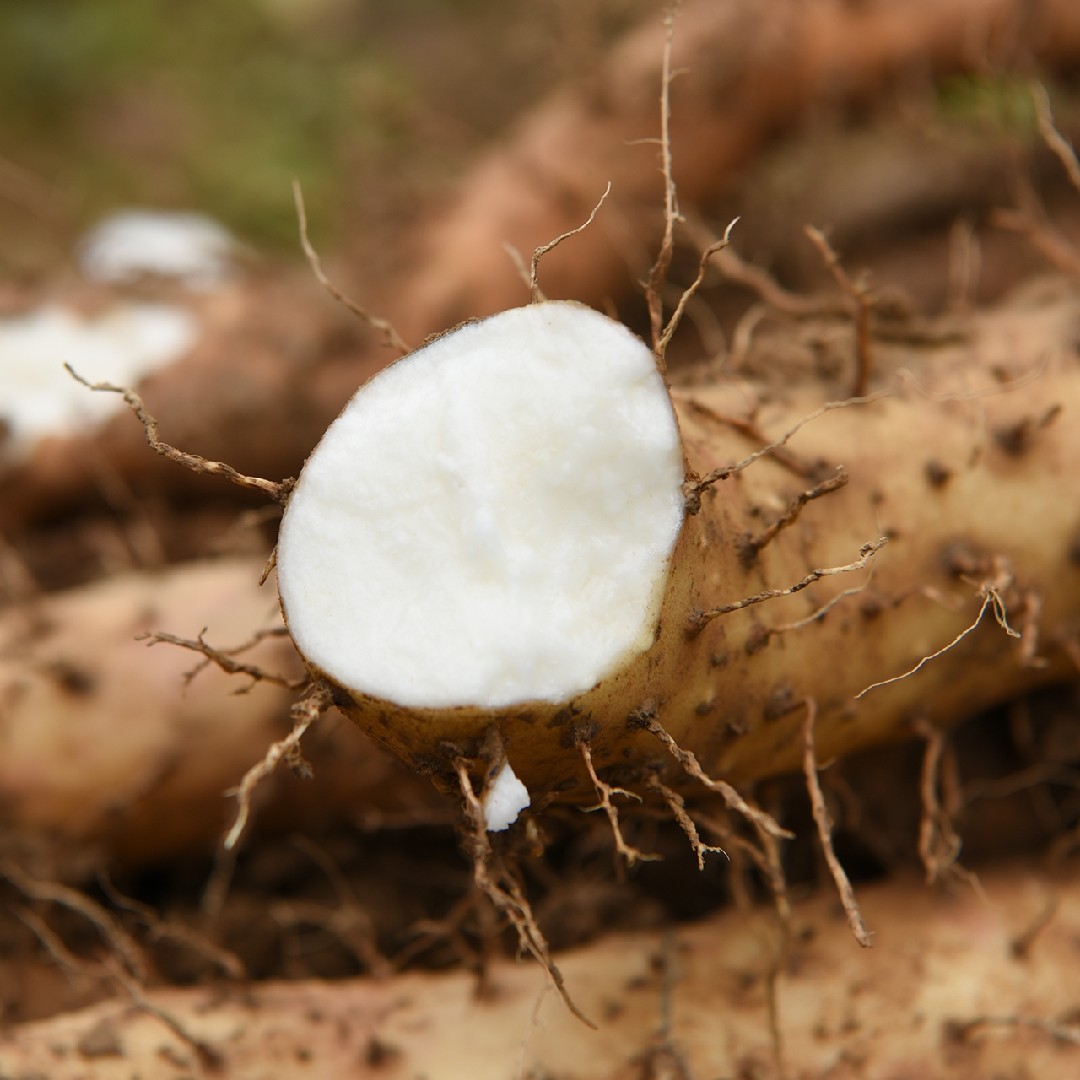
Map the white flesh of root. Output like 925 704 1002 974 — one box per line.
482 761 531 832
278 302 684 714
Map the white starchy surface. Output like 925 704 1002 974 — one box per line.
483 762 531 832
277 302 684 709
79 210 235 289
0 304 198 462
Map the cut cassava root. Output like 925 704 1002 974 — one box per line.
274 283 1080 824
277 302 685 712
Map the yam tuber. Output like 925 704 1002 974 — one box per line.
276 283 1080 825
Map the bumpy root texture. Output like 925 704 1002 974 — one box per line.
57 282 1080 868
669 285 1080 787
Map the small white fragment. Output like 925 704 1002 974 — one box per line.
483 761 531 832
79 210 236 289
0 304 198 462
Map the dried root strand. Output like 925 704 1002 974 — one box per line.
96 873 245 981
990 100 1080 280
13 887 222 1072
65 365 292 503
641 0 741 371
140 626 307 692
647 774 727 871
655 218 738 364
1032 83 1080 198
702 781 813 1080
393 891 484 972
801 699 873 948
679 399 821 480
757 825 794 938
452 758 595 1029
0 862 146 980
727 303 767 372
104 955 224 1070
914 720 970 888
5 871 224 1065
223 682 332 851
991 204 1080 280
690 537 887 631
14 905 103 986
636 712 791 841
756 572 875 646
270 836 390 978
645 8 679 366
529 181 612 304
681 210 821 318
683 392 887 511
293 180 410 356
258 546 278 586
697 805 794 949
855 570 1019 699
576 734 659 868
805 225 874 398
741 466 848 565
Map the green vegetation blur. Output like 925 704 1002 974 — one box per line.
0 0 665 276
0 0 441 271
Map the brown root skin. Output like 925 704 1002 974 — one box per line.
0 558 441 869
315 281 1080 812
3 861 1077 1079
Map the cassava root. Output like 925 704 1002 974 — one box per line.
2 861 1077 1079
278 281 1080 821
0 558 441 869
